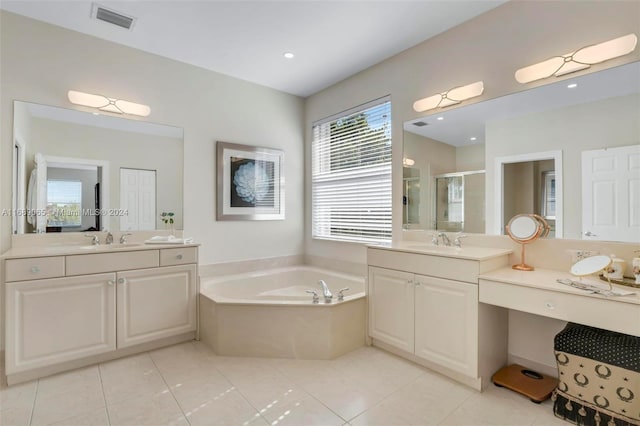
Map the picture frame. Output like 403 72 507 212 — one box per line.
216 141 285 221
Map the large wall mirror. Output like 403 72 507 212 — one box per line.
12 101 184 234
403 61 639 243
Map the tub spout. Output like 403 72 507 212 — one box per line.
318 280 333 303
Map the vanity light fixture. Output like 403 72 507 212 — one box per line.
403 157 415 166
67 90 151 117
514 33 637 84
413 81 484 113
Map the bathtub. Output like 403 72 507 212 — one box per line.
199 266 366 359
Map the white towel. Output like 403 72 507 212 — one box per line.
26 169 37 225
144 235 194 245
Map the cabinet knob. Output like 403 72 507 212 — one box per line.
107 280 115 286
176 254 183 260
117 278 126 284
30 266 40 273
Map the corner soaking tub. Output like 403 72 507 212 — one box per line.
199 266 366 359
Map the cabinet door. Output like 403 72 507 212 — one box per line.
414 275 478 377
117 264 196 348
5 273 116 374
368 266 415 352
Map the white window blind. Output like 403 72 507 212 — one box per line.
312 98 392 244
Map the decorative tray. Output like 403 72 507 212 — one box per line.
598 274 640 289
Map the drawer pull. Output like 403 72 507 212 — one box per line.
107 280 115 286
176 254 183 260
545 301 555 310
117 278 126 285
30 266 40 273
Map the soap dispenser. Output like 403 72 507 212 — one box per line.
603 254 626 280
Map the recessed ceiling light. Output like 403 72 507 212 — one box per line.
470 137 477 141
437 116 444 121
283 52 295 59
567 83 578 89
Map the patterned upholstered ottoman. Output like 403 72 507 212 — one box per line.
553 323 639 426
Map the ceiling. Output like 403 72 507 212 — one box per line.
0 0 505 97
403 61 640 147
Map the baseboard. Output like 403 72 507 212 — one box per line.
508 353 558 378
6 332 195 386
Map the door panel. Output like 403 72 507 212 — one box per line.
368 266 414 352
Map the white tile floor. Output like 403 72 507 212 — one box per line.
0 342 567 426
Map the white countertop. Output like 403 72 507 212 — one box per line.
1 242 200 259
368 241 512 261
479 267 640 306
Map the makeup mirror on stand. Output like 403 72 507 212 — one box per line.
570 255 613 290
506 214 550 271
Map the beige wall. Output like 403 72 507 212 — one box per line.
456 143 485 172
0 11 305 351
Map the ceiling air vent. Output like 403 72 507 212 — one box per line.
91 4 136 30
412 121 428 127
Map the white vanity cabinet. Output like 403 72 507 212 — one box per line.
367 245 510 390
5 273 117 374
413 275 478 377
117 264 197 348
368 267 414 352
3 245 199 384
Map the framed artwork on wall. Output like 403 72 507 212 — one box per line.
216 141 284 220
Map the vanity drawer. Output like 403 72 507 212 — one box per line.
479 279 640 337
66 250 159 276
160 247 197 266
5 257 65 282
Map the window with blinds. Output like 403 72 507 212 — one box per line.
312 97 392 244
47 180 82 227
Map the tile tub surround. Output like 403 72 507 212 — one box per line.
199 266 366 359
0 341 565 426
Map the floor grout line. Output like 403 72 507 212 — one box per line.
148 349 192 426
97 363 112 426
28 378 39 426
211 360 272 425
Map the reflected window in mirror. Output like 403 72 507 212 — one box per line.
46 180 82 228
541 171 556 220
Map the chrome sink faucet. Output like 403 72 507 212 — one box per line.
119 232 132 244
84 234 99 245
318 280 333 303
438 232 451 246
454 233 467 248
